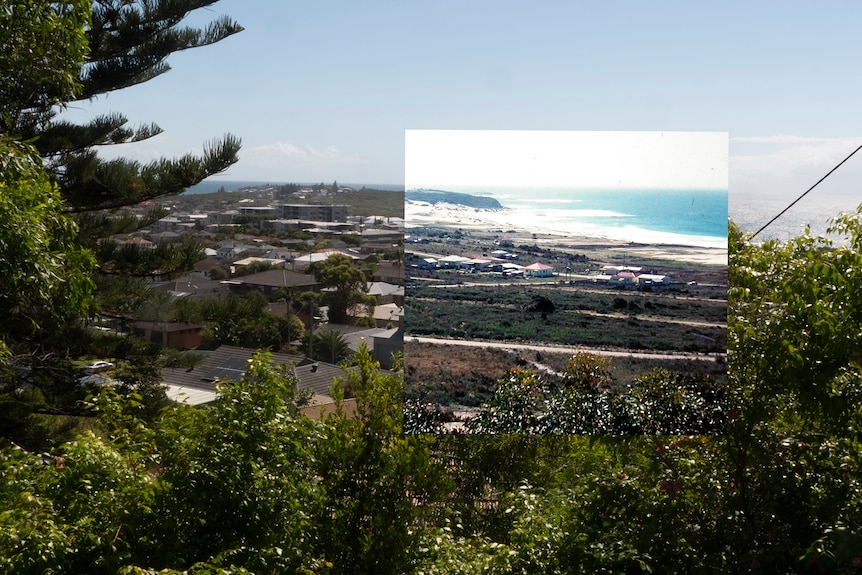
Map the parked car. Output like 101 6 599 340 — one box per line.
85 361 114 372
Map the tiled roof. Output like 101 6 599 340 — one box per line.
230 269 319 289
160 344 357 401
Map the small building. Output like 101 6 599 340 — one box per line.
291 249 358 271
372 303 403 328
438 255 470 269
372 262 405 285
372 328 403 369
463 258 492 271
366 282 405 305
273 204 349 222
417 257 438 270
360 228 404 253
133 321 204 349
609 270 639 286
525 262 554 278
500 262 525 276
125 236 154 250
216 243 251 261
638 273 669 286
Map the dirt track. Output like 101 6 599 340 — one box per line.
409 335 726 363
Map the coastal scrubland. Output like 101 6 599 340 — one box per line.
404 222 727 432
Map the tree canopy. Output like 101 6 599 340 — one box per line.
4 211 862 572
5 0 243 212
0 140 96 348
0 0 243 449
305 254 375 324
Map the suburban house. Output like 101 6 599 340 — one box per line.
372 262 405 284
609 270 639 286
490 249 518 260
525 262 554 277
371 303 403 328
124 236 154 250
223 268 320 298
438 255 471 269
638 273 670 286
291 249 358 271
417 257 438 270
132 321 204 349
216 243 252 261
231 256 287 275
152 274 225 299
160 344 358 409
366 282 405 305
360 228 403 253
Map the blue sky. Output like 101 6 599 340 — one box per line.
63 1 862 199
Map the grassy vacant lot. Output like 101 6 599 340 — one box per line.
406 280 726 353
404 341 727 409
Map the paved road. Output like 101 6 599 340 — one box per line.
408 335 726 363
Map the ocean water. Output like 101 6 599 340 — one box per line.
433 187 729 249
729 192 862 243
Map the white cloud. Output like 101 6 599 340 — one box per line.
249 142 365 163
730 135 862 197
233 141 370 181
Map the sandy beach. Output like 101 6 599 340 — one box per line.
406 200 728 266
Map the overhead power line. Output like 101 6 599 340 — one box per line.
751 143 862 239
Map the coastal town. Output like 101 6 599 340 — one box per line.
402 202 728 432
87 181 728 432
93 184 406 409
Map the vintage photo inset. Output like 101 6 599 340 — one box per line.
403 130 728 434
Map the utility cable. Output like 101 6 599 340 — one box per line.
751 143 862 239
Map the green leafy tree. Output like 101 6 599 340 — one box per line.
465 352 725 435
0 140 96 347
313 344 447 574
0 0 91 135
3 0 242 316
0 140 97 449
6 1 243 212
0 353 324 574
1 0 243 444
305 253 374 324
199 292 291 350
145 352 320 572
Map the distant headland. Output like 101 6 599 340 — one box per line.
406 189 503 210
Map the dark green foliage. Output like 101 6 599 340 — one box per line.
231 260 275 277
313 346 446 574
402 396 448 434
466 353 727 435
524 293 555 315
2 1 243 448
5 3 862 570
5 1 243 212
0 140 96 345
198 292 296 350
305 253 374 324
310 329 352 363
0 0 90 135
